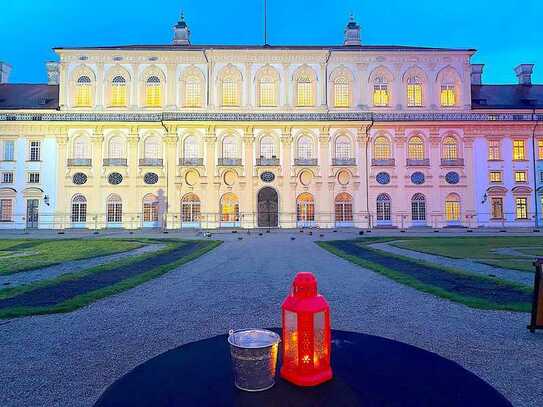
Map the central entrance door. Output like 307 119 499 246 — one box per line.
257 187 278 227
26 199 39 229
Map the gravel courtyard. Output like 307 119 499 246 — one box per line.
1 231 542 407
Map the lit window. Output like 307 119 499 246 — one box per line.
0 199 13 222
539 140 543 160
445 194 461 222
297 193 315 222
373 136 391 160
296 75 313 107
442 136 458 160
488 140 501 160
185 77 201 108
408 136 425 160
491 197 504 219
489 171 502 183
28 172 40 184
297 137 313 159
515 171 527 183
335 136 351 160
75 76 92 107
335 193 353 222
2 172 13 184
221 193 240 222
407 77 423 107
222 77 239 107
513 140 525 160
440 84 456 107
2 141 14 161
259 77 276 107
181 193 201 222
334 77 350 108
143 195 159 222
373 78 389 107
411 193 426 221
111 76 127 107
515 197 528 219
145 76 162 107
29 141 40 161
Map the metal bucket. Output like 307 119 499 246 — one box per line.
228 329 281 392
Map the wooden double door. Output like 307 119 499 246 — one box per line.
257 187 278 228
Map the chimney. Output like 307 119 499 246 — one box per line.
46 61 60 85
0 62 12 84
173 12 191 46
514 64 534 85
470 64 484 85
344 15 361 46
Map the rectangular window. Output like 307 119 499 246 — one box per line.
2 172 13 184
407 84 422 107
107 203 122 223
260 82 276 107
515 171 527 183
143 202 159 222
145 85 162 107
445 201 461 222
440 85 456 107
76 85 91 107
222 80 238 106
296 82 313 107
185 81 201 107
488 140 501 160
538 140 543 160
491 197 504 220
373 85 389 107
111 84 127 107
515 197 528 219
513 140 525 160
3 140 15 161
334 82 350 108
489 171 502 183
28 172 40 184
0 199 13 222
29 141 40 161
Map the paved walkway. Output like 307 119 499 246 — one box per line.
0 232 542 407
0 244 165 288
369 241 534 286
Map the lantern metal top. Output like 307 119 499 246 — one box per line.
292 272 318 298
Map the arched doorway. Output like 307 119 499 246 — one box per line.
257 187 278 227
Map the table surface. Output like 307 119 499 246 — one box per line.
94 329 512 407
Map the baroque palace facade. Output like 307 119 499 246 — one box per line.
0 16 542 230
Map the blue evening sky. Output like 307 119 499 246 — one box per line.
1 0 541 84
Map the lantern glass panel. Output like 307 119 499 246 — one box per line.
284 310 298 368
313 311 326 367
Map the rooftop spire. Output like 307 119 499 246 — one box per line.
173 11 191 45
344 14 361 46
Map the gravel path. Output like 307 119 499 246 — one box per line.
0 243 165 288
370 241 534 286
0 232 542 407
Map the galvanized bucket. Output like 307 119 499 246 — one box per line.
228 329 281 392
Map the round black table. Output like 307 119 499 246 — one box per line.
95 329 511 407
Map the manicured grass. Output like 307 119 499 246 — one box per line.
0 239 145 275
0 239 221 319
390 237 543 272
318 239 532 312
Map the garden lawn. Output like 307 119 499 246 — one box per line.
390 237 543 272
0 239 145 275
318 239 532 312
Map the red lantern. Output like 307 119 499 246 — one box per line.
280 272 332 386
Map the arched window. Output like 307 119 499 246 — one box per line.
442 136 458 160
143 194 159 223
144 136 161 160
373 77 389 107
145 76 162 107
181 193 201 223
111 76 127 107
75 76 92 107
407 76 423 107
297 193 315 222
183 136 199 159
221 193 239 222
411 193 426 222
437 67 460 107
296 74 314 107
260 136 276 159
107 194 122 223
222 136 238 159
185 76 202 108
445 193 461 222
297 136 313 159
108 136 125 159
335 193 353 223
373 136 392 160
73 137 90 159
376 193 391 221
408 136 425 160
334 76 350 108
71 194 87 223
335 135 352 160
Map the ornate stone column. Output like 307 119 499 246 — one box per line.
90 128 104 228
56 130 69 228
393 126 407 226
59 62 68 110
282 63 290 109
204 128 218 227
130 64 139 110
242 128 256 227
318 127 332 227
320 63 327 108
126 129 140 227
280 128 295 227
462 130 477 226
356 127 370 227
245 63 252 109
95 62 105 110
166 63 177 110
428 128 442 227
165 128 179 229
